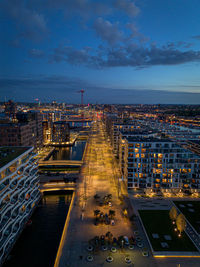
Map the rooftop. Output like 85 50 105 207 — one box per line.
126 137 172 143
0 147 31 168
121 130 157 135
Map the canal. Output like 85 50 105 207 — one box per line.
48 140 86 161
3 191 73 267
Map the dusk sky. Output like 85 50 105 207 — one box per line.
0 0 200 104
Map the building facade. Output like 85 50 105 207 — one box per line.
124 137 200 193
51 121 70 145
0 147 40 264
0 112 43 148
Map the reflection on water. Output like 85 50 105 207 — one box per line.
3 191 73 267
49 141 86 161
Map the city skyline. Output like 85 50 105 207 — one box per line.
1 0 200 103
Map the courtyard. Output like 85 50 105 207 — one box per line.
138 210 197 252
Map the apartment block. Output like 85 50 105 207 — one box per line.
0 147 40 264
124 137 200 192
0 112 43 148
113 123 140 157
51 121 70 145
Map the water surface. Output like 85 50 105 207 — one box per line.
3 191 73 267
49 141 86 161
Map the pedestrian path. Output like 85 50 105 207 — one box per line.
56 120 156 267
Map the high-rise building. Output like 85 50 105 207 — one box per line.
0 146 40 265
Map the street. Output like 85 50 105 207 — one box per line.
57 120 159 267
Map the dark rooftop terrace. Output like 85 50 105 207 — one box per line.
0 147 31 168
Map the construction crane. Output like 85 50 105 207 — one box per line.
77 89 85 106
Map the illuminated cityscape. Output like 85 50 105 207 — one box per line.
0 102 200 267
1 1 200 267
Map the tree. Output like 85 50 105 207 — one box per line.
94 209 100 218
109 210 115 219
169 206 178 221
103 196 108 205
94 194 100 201
123 209 128 217
107 194 112 200
106 231 113 243
176 213 187 234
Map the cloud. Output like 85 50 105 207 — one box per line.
1 0 140 44
0 75 200 104
114 0 140 17
28 0 111 19
28 49 45 58
93 18 123 45
50 46 92 65
192 35 200 40
29 0 139 18
9 39 21 48
51 44 200 68
0 0 48 41
0 75 86 89
126 23 149 43
165 41 194 49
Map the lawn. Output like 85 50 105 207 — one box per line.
174 201 200 234
138 210 197 252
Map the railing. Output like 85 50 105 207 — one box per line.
0 204 13 225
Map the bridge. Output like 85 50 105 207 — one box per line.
40 182 76 192
39 160 83 166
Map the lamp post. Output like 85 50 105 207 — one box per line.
121 239 124 249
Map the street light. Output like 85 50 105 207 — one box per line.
121 239 124 248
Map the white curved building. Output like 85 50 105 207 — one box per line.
0 147 40 265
